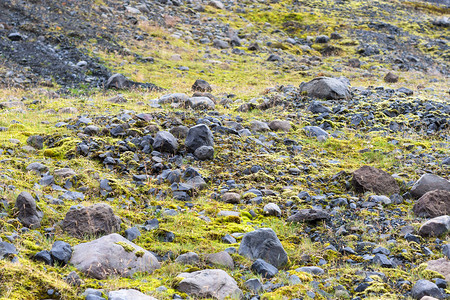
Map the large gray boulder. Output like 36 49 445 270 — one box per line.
186 97 215 110
70 233 160 279
108 289 157 300
62 203 121 238
238 228 288 268
15 191 43 228
419 215 450 237
299 76 351 100
177 269 243 300
410 174 450 199
185 124 214 153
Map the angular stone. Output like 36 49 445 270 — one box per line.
238 228 287 268
299 76 351 100
251 259 278 278
411 279 443 299
62 203 121 238
186 97 215 110
175 252 200 265
15 191 43 228
50 241 72 265
177 269 243 300
153 131 178 153
70 233 160 279
192 79 212 92
185 124 214 153
352 165 399 195
263 203 281 217
268 120 291 132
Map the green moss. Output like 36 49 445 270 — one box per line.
43 137 80 159
135 250 145 257
115 241 135 252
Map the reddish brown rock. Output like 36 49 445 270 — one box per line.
62 203 121 238
352 165 399 195
413 190 450 218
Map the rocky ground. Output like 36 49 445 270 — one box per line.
0 0 449 299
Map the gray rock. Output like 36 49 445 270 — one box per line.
296 266 325 275
308 101 331 114
170 125 189 139
108 289 157 300
177 269 243 300
186 97 215 110
105 74 129 89
194 145 214 160
268 120 291 132
315 35 330 43
411 174 450 199
34 250 53 265
419 216 450 237
15 191 43 228
54 168 76 178
153 131 178 153
443 244 450 259
26 135 44 149
222 234 237 244
287 208 330 223
238 228 287 268
251 259 278 278
158 93 189 104
50 241 72 265
175 252 200 265
70 233 160 279
372 254 395 268
244 278 263 293
263 203 281 217
206 251 234 269
213 39 230 49
185 124 214 153
62 203 121 238
125 227 141 241
299 77 351 100
26 162 48 174
222 192 240 204
0 241 18 260
250 120 270 132
192 79 212 92
303 126 329 137
411 279 443 299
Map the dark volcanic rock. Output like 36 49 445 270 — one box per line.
26 135 44 149
238 228 287 268
0 241 18 260
286 208 330 222
15 191 43 228
299 76 351 100
192 79 212 92
50 241 72 265
352 165 399 195
153 131 178 153
185 124 214 153
411 279 443 299
105 73 161 91
62 203 121 238
410 174 450 199
413 190 450 218
251 259 278 278
384 72 399 83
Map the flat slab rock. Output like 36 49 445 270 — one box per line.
286 208 330 223
177 269 243 300
413 190 450 218
352 165 399 195
70 233 160 279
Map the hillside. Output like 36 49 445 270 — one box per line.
0 0 449 299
